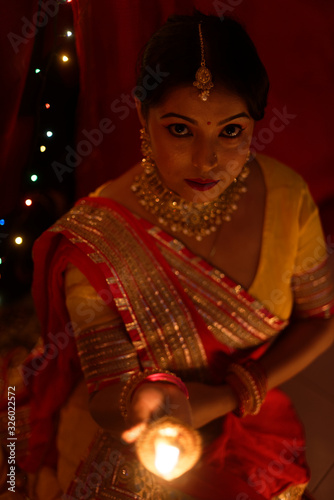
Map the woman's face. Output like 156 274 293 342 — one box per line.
137 85 255 203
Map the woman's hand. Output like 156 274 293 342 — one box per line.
121 381 192 443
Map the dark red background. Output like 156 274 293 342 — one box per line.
1 0 334 234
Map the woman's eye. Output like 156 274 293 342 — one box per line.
220 124 243 138
167 124 192 137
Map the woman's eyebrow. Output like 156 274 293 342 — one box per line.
160 113 197 124
217 112 251 125
160 112 251 126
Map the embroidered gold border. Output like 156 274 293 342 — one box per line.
66 428 194 499
161 246 284 349
147 227 288 350
292 258 334 318
75 323 140 393
50 201 209 382
272 481 308 499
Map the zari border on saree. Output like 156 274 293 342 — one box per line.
49 198 288 376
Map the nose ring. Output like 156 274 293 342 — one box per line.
193 152 218 169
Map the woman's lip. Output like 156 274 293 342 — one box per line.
185 179 220 191
186 178 218 184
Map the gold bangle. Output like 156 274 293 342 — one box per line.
226 361 268 417
225 373 252 417
230 363 262 414
244 360 268 399
119 370 147 420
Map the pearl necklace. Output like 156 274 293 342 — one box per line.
131 159 250 241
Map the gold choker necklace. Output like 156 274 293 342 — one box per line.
131 159 250 241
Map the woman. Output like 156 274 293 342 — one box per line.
5 12 334 500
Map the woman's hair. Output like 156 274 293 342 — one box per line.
135 12 269 121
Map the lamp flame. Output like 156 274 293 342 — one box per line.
154 440 180 476
135 416 202 481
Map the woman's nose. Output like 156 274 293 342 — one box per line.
192 139 218 173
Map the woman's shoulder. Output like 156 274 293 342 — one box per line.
88 164 141 205
256 154 318 226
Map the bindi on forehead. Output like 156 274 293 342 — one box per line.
207 121 211 125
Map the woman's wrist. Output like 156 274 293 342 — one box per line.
219 383 239 414
225 360 268 417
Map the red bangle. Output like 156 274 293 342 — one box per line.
120 369 189 420
143 373 189 399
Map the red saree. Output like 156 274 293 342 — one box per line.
15 193 332 499
2 155 332 499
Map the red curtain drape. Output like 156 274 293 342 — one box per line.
70 0 196 197
0 0 38 215
70 0 334 208
1 0 334 233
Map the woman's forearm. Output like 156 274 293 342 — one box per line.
89 383 128 438
89 316 334 435
187 316 334 428
186 382 238 429
258 316 334 390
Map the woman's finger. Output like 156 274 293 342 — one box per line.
121 422 147 443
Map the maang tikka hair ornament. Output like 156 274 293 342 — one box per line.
193 23 214 101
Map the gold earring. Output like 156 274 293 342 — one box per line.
140 128 153 162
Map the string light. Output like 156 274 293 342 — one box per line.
0 0 77 296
